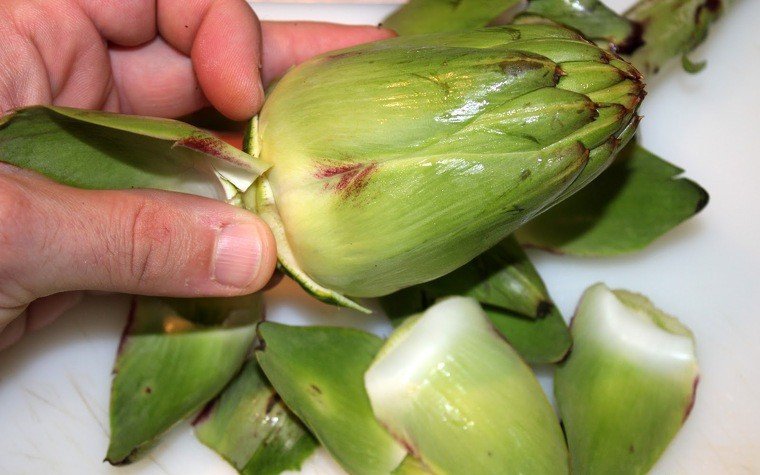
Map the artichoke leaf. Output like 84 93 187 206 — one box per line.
195 359 318 475
255 323 407 475
517 142 709 255
0 105 268 199
485 304 571 364
421 235 553 318
107 294 262 464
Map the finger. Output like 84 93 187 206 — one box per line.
158 0 264 120
0 8 53 112
0 166 277 300
74 0 156 46
0 312 26 351
0 1 114 112
261 22 396 85
26 291 84 332
109 38 209 118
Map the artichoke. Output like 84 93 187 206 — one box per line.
249 24 644 308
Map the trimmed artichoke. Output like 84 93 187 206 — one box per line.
555 283 699 474
365 296 569 474
250 24 644 307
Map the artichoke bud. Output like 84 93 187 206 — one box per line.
251 24 645 308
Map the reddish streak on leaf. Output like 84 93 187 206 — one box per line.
178 136 223 156
176 135 248 168
315 162 378 197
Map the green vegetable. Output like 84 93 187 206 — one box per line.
555 283 699 474
254 24 643 308
255 323 406 474
194 359 318 475
517 143 709 255
107 295 261 464
365 297 569 474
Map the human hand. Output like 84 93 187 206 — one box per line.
0 0 394 349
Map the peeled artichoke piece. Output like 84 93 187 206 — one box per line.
365 296 569 474
555 283 699 475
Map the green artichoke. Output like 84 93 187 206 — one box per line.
249 24 644 307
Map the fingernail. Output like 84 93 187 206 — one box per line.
212 223 262 288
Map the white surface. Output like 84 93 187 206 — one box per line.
1 1 759 474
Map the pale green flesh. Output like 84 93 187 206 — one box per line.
255 323 407 475
107 295 262 464
249 178 370 313
366 297 569 474
194 359 318 475
555 284 698 475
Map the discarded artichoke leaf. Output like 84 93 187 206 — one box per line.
194 359 317 475
255 323 406 475
485 304 571 364
379 286 429 325
422 235 553 318
521 0 637 47
382 0 521 36
0 105 267 199
555 283 699 474
517 143 709 256
107 294 262 465
366 297 569 474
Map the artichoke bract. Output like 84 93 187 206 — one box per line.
250 24 644 308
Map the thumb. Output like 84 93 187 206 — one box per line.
0 166 277 301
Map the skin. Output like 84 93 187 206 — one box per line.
0 0 394 350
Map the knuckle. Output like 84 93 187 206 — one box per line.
122 199 180 287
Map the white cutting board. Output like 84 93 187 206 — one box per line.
1 1 759 474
